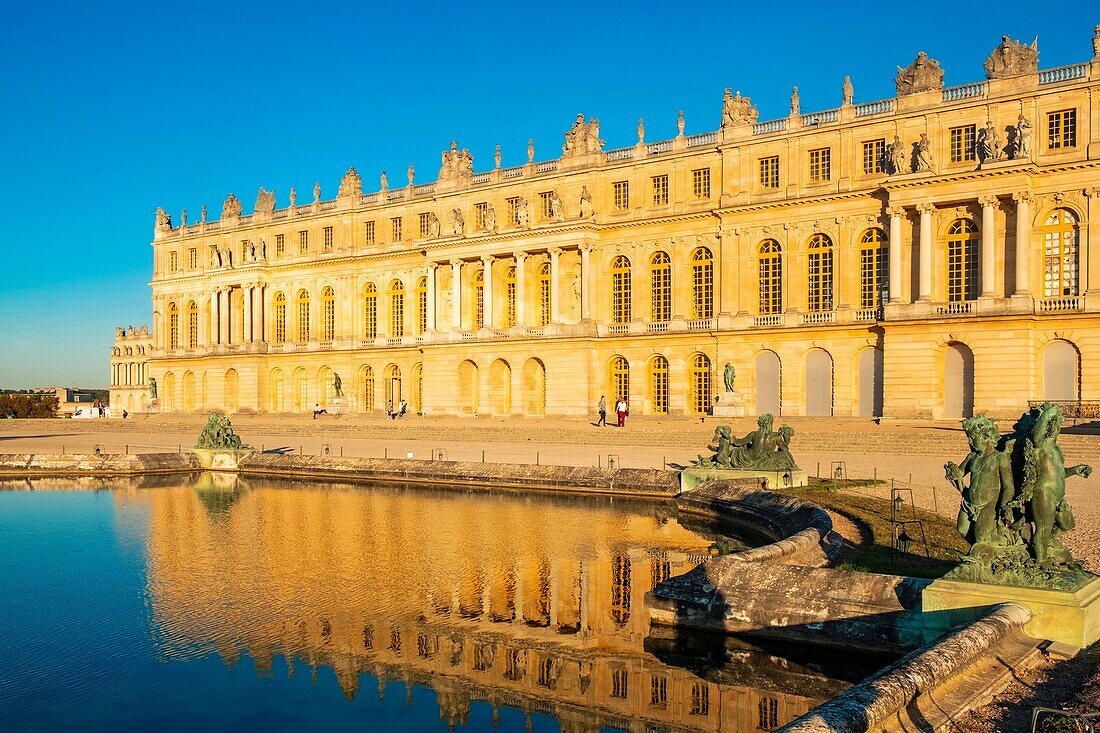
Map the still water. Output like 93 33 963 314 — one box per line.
0 476 879 732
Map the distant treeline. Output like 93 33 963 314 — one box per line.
0 394 58 418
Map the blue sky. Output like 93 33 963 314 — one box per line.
0 0 1093 388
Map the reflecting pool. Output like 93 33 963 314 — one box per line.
0 476 883 731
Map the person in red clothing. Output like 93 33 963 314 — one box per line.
615 398 628 427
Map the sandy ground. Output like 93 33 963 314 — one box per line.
1 413 1097 570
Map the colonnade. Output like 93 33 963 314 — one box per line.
110 361 147 387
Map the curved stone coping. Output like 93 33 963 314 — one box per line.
778 603 1032 733
0 453 200 476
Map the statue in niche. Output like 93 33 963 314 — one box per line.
484 203 497 233
915 133 934 172
549 191 565 222
333 373 343 398
1012 114 1032 158
979 121 1003 162
720 89 758 129
255 187 276 213
578 186 594 219
201 204 207 222
210 246 222 268
289 188 297 207
842 75 854 105
259 240 267 259
452 208 465 236
723 363 735 393
222 193 243 219
195 412 251 450
427 212 441 238
888 136 908 174
944 403 1093 588
789 86 800 116
984 35 1038 79
515 198 530 228
338 167 362 198
148 378 157 400
155 207 171 230
895 51 944 96
562 114 604 156
692 414 799 471
313 182 321 203
181 209 188 226
438 142 474 182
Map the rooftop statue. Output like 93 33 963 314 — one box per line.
562 114 604 157
195 412 251 451
944 403 1092 588
438 141 474 183
154 207 171 230
895 51 944 96
720 89 758 129
221 193 243 219
984 35 1038 79
692 414 799 471
842 75 854 105
337 167 362 198
255 187 276 213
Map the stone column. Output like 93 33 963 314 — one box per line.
244 285 254 342
211 290 221 345
549 247 562 323
426 264 437 331
482 256 494 329
1086 188 1100 294
450 259 462 331
257 284 266 342
888 207 904 303
979 195 997 297
219 287 230 344
579 243 592 321
1013 191 1032 295
917 203 934 301
513 252 527 326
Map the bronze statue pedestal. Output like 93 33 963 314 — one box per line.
190 448 254 472
711 391 746 418
680 467 808 493
921 574 1100 650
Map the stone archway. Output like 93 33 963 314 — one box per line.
944 343 975 418
523 358 546 416
1043 340 1080 402
458 360 479 415
490 359 512 416
804 349 833 417
754 351 781 416
858 347 884 417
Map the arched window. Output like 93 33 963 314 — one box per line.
504 266 517 327
473 269 485 330
1043 209 1080 297
1043 340 1080 402
270 369 284 412
859 228 889 309
168 302 179 349
610 555 631 625
946 220 979 303
611 255 632 324
650 251 671 322
294 367 309 412
689 353 711 414
321 286 335 341
758 240 782 315
807 234 833 312
648 355 669 415
296 289 310 343
537 262 551 326
361 366 375 412
609 355 630 403
363 283 378 339
415 277 428 335
272 292 287 344
691 247 714 319
186 301 199 348
224 369 239 413
389 279 405 337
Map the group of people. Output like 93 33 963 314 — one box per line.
596 395 629 427
385 399 408 420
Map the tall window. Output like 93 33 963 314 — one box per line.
650 676 668 707
809 147 831 182
418 212 432 238
168 302 179 348
275 233 285 257
389 280 405 337
862 139 886 174
613 181 630 210
950 125 976 163
298 230 309 254
611 669 628 699
690 353 711 414
859 228 889 308
807 234 834 312
469 269 483 330
362 366 375 411
651 174 669 206
1047 109 1077 149
273 292 286 343
690 684 710 716
474 202 488 230
538 262 551 326
188 248 197 269
296 289 310 342
758 697 779 730
168 251 178 272
1043 209 1080 296
610 554 631 624
187 301 198 348
363 283 378 338
759 156 780 189
648 355 669 415
506 197 521 225
758 240 783 315
415 277 428 334
364 221 375 245
691 247 714 319
692 168 711 199
649 252 671 322
390 217 402 242
611 255 632 323
323 226 333 251
539 191 553 219
321 286 335 341
609 356 629 403
504 266 517 327
946 219 980 302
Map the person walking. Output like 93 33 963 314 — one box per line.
312 403 327 419
615 398 628 428
597 396 607 426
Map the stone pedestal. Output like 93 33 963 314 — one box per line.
680 467 808 492
711 391 746 418
921 575 1100 650
328 395 346 416
190 448 254 471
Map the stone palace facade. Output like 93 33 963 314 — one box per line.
112 28 1100 419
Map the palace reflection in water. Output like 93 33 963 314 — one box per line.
118 476 866 731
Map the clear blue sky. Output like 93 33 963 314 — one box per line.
0 0 1092 388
